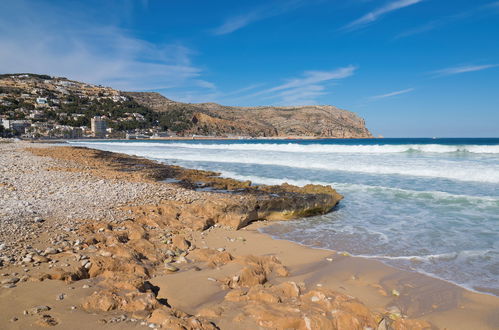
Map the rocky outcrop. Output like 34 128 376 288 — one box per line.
125 91 373 138
31 146 343 229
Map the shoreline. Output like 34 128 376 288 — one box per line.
1 141 498 329
259 228 499 298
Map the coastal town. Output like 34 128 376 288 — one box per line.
0 74 175 140
0 73 374 140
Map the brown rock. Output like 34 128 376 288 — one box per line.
82 290 119 312
172 235 190 250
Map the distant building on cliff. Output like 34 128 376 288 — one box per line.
91 116 107 137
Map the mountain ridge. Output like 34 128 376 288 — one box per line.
124 91 373 138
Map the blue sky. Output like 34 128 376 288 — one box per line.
1 0 498 137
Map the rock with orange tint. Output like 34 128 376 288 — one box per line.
127 238 161 262
148 308 218 330
189 248 234 268
87 256 149 278
48 266 88 282
172 235 191 250
196 306 224 318
224 288 248 302
121 291 158 312
125 221 148 240
247 285 281 303
226 255 289 288
242 303 309 329
82 289 158 313
270 281 301 299
238 255 289 277
82 290 120 312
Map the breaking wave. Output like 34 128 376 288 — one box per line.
70 141 499 154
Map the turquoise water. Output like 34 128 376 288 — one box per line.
70 138 499 295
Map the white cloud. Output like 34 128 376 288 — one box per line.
432 64 498 77
212 0 306 35
212 11 264 35
344 0 423 30
247 66 356 105
0 0 212 92
370 88 415 100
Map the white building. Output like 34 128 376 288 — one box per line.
36 97 48 104
91 116 107 137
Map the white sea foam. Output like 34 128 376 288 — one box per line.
69 144 499 183
142 152 499 184
216 171 499 207
70 141 499 154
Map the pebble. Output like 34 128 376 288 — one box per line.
33 255 49 263
44 247 57 255
1 277 19 284
165 264 179 272
56 293 66 301
29 305 51 315
217 247 225 252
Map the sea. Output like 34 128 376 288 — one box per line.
69 138 499 296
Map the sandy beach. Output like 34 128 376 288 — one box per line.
1 140 498 329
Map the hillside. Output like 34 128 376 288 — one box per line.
0 74 372 138
125 92 373 138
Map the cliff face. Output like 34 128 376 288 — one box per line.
125 92 373 138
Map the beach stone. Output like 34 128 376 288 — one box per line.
1 277 19 284
165 264 179 272
44 247 57 255
33 255 49 263
29 305 51 315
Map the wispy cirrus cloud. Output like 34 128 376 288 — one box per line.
212 11 265 35
395 1 499 39
212 0 306 35
343 0 423 31
370 88 415 100
431 64 499 77
247 66 357 105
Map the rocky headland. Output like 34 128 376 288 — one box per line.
1 140 498 329
125 91 373 138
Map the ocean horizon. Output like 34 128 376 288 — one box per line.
71 137 499 296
